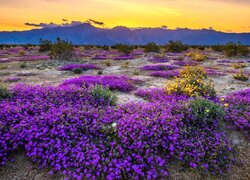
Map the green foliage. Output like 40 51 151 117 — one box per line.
0 82 11 100
91 85 117 106
102 45 109 51
121 62 129 68
39 39 53 52
166 40 188 53
224 42 249 57
103 60 112 67
233 71 249 81
211 45 224 52
72 68 83 74
20 62 27 68
188 97 225 128
0 64 8 70
97 70 103 75
49 38 75 60
144 42 160 53
18 50 25 56
112 44 133 55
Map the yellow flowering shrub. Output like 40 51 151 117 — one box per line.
166 66 216 97
186 51 207 61
233 70 249 81
231 63 247 69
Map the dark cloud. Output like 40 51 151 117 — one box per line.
24 22 58 28
86 19 105 26
24 19 106 29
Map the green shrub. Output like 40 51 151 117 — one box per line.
165 40 188 53
211 45 224 52
39 39 53 52
20 62 27 68
103 60 112 67
121 62 129 68
0 64 8 70
188 97 225 128
18 50 25 56
97 70 103 75
91 85 117 106
112 44 133 55
0 82 11 100
144 42 160 53
224 42 249 57
49 38 75 60
72 68 83 74
233 71 249 81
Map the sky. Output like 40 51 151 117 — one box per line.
0 0 250 32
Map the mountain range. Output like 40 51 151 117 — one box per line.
0 23 250 45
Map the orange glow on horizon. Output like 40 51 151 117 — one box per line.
0 0 250 33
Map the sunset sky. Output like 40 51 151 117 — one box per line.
0 0 250 32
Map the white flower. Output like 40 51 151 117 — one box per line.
111 122 117 128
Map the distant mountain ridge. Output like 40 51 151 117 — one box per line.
0 23 250 45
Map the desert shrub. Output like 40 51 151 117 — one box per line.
224 42 249 57
18 50 25 56
39 39 53 52
165 40 188 53
144 42 160 53
121 61 129 68
97 70 103 75
211 45 224 52
187 97 225 128
49 38 75 60
112 44 133 55
91 85 117 106
178 97 235 174
0 64 8 70
103 60 112 66
186 51 207 61
0 82 11 100
133 70 140 75
231 63 247 69
102 45 109 51
72 68 83 74
166 66 216 98
19 62 27 68
233 71 249 81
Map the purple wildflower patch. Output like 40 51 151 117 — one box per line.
58 63 101 71
61 75 142 92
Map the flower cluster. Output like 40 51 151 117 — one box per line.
149 70 179 78
148 56 170 63
205 69 226 76
0 84 237 178
166 66 216 98
224 88 250 138
113 55 135 60
186 51 207 61
233 70 249 81
58 63 101 71
141 64 178 71
61 75 142 92
172 61 198 66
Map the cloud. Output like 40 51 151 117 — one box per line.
86 19 105 26
24 19 106 29
24 22 58 28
